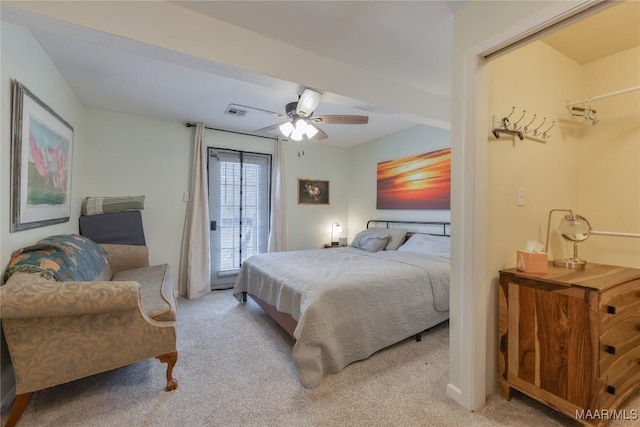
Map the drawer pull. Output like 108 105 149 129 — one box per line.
606 305 616 315
605 345 616 355
606 385 616 395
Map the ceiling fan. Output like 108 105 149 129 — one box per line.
230 88 369 141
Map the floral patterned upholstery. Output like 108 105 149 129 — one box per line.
0 235 177 426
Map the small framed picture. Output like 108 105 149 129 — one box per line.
298 179 329 205
10 80 74 232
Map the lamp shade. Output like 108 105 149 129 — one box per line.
305 123 319 139
545 210 592 269
279 121 294 137
331 222 342 245
558 214 591 242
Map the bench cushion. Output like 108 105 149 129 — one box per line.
112 264 176 322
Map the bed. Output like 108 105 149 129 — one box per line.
232 220 450 388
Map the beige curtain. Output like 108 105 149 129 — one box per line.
267 137 288 252
179 123 211 299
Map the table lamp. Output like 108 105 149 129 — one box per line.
331 222 342 246
545 209 592 269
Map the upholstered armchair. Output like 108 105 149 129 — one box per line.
0 236 177 427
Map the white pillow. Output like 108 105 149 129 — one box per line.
397 234 450 258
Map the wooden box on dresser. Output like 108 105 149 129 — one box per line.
498 263 640 426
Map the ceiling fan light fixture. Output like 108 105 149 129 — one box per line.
294 118 308 133
290 128 303 141
279 121 294 137
305 123 319 139
296 89 322 117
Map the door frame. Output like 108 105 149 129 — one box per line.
207 146 272 288
451 0 606 410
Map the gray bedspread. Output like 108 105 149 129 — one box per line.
233 247 449 388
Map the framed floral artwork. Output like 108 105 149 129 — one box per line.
10 80 74 232
298 179 329 205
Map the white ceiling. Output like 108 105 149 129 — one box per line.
540 0 640 64
173 1 459 97
3 1 463 147
3 1 636 147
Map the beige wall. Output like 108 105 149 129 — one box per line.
577 46 640 266
347 124 451 236
82 108 191 270
0 21 87 409
282 140 350 249
485 24 639 399
0 23 86 271
488 40 583 265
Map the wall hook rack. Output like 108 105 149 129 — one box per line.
491 107 552 144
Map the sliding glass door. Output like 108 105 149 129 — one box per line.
208 148 271 289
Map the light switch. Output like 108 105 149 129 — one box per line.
183 191 189 202
517 187 525 206
492 114 503 130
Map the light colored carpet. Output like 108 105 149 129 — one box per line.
2 289 638 426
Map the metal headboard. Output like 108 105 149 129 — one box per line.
366 220 450 237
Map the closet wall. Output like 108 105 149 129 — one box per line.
485 39 640 393
577 46 640 266
488 42 639 270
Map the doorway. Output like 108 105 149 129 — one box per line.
208 147 271 289
450 0 632 411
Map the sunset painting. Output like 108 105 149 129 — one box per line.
376 148 451 210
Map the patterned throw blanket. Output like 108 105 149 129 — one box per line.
2 234 109 283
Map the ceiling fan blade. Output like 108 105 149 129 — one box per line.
296 88 322 117
312 126 328 140
253 122 285 134
228 103 287 118
309 115 369 125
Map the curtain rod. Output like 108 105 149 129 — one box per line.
591 230 640 239
565 85 640 108
184 122 277 141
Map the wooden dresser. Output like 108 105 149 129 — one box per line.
498 263 640 426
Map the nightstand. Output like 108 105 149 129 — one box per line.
498 263 640 426
322 244 346 249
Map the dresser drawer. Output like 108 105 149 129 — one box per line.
600 312 640 373
600 279 640 329
598 346 640 411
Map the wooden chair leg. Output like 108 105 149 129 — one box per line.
156 351 178 391
5 392 32 427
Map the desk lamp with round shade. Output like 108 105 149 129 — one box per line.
545 209 592 269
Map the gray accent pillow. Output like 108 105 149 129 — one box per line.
383 228 408 250
351 229 391 252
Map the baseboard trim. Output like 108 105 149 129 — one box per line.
447 383 463 405
0 383 16 414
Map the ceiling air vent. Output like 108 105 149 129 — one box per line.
225 106 248 117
